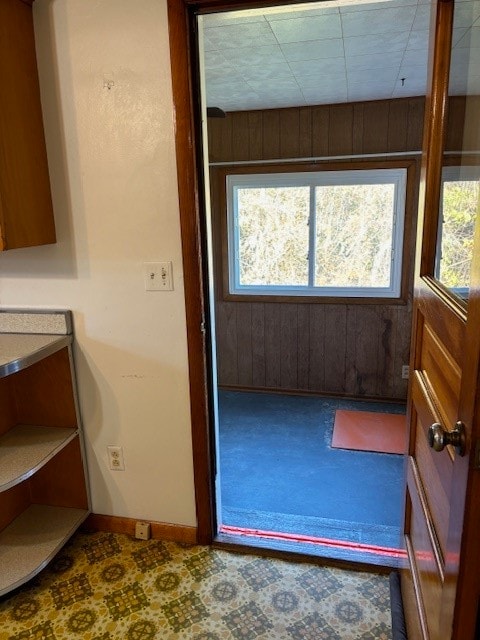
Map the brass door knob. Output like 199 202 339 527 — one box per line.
428 421 466 456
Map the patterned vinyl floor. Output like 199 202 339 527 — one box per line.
0 531 392 640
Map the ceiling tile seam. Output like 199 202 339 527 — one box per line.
338 5 349 103
393 2 420 96
268 12 310 107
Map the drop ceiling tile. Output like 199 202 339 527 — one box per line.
453 1 480 28
401 48 429 67
202 12 266 28
450 46 473 69
289 57 346 77
340 0 419 12
455 25 480 47
341 5 416 37
221 44 287 66
203 33 217 52
280 38 344 62
267 5 339 21
268 14 343 44
207 75 252 90
406 30 430 50
204 22 277 51
394 77 427 92
452 27 470 45
347 66 400 83
344 31 410 56
412 4 431 31
301 87 348 104
345 51 404 70
205 69 244 84
347 80 395 100
296 73 347 90
246 77 302 93
239 63 295 82
204 51 236 71
398 66 428 83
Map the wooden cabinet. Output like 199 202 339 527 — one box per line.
0 311 90 596
0 0 56 250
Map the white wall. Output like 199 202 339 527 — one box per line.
0 0 197 526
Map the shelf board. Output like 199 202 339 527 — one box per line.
0 504 89 596
0 334 71 378
0 425 78 492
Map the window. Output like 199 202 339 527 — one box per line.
226 167 407 298
436 165 479 298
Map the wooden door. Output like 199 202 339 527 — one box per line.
402 0 480 638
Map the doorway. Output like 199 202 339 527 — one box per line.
166 0 429 558
191 0 428 565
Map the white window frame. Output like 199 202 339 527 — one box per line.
226 168 407 298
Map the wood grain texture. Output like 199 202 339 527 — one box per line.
167 0 215 544
28 437 88 509
0 0 55 250
0 482 30 533
12 347 78 428
85 514 197 545
209 101 422 399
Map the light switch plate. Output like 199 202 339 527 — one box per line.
144 262 173 291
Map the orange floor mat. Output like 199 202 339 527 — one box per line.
332 410 407 455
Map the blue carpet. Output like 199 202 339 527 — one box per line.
218 391 406 550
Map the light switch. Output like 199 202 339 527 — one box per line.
144 262 173 291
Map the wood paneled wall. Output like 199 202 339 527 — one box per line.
208 97 426 400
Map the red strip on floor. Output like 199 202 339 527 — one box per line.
219 524 408 559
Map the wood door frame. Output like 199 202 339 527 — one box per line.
167 0 324 545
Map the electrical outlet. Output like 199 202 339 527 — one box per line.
135 521 151 540
107 446 125 471
402 365 410 380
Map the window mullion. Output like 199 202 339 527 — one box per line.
308 185 316 288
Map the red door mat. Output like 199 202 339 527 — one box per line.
332 410 407 455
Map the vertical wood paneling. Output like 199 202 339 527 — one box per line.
393 307 413 399
388 100 409 152
328 104 353 155
345 305 359 395
280 305 298 389
262 110 280 158
207 117 222 162
297 305 310 389
352 104 364 154
353 307 383 396
216 302 238 385
211 98 421 399
231 112 249 161
251 303 266 388
264 303 282 388
311 105 329 157
308 305 325 390
445 96 466 151
363 101 389 155
407 97 425 150
376 306 397 397
299 108 313 158
324 305 347 393
248 112 263 160
236 303 253 386
279 109 300 158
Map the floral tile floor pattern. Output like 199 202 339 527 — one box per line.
0 532 392 640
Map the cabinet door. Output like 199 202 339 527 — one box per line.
402 0 480 637
0 0 56 250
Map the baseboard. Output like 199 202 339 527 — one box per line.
84 513 197 545
218 384 407 404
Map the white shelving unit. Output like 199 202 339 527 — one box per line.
0 310 90 597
